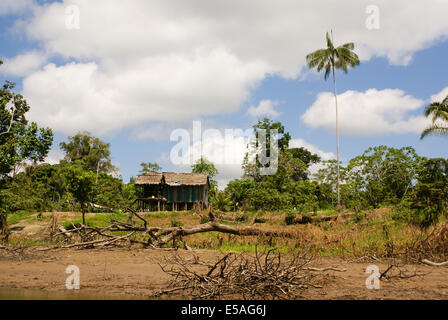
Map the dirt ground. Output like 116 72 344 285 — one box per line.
0 247 447 300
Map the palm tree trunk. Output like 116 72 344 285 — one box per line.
332 65 341 206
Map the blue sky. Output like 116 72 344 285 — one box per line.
1 0 447 187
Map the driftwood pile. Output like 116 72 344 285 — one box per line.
157 247 319 299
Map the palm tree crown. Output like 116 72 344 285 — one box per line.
421 95 448 139
306 32 360 80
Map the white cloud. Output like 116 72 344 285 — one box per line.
169 126 253 189
0 51 47 77
289 138 335 176
24 51 267 135
302 89 430 136
289 139 335 161
430 87 448 103
247 100 281 118
9 0 448 135
42 148 65 165
169 131 334 188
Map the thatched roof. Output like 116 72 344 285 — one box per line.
163 172 209 186
134 172 209 186
134 172 163 185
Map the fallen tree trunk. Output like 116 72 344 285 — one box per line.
295 212 355 224
421 259 448 267
155 221 298 246
47 211 301 249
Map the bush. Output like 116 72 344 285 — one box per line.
284 209 298 225
353 211 364 223
170 218 183 227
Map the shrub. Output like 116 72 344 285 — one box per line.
170 218 183 227
284 210 297 225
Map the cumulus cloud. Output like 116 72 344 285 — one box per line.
301 89 430 136
430 87 448 103
169 127 252 189
167 128 334 188
24 51 267 135
8 0 448 135
42 148 65 165
0 51 47 77
289 138 335 176
247 100 281 118
289 139 335 161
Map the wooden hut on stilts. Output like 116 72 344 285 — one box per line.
134 172 209 211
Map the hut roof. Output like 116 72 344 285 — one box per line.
163 172 209 186
134 172 209 186
134 172 163 185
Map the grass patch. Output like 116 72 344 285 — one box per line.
7 211 36 225
61 211 129 228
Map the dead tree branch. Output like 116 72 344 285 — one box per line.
156 247 317 299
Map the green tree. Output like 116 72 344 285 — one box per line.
192 157 219 202
306 31 360 206
210 190 232 212
346 146 421 208
139 162 162 174
59 131 116 177
225 179 256 211
242 118 291 181
1 61 53 239
62 163 96 225
0 82 53 178
94 172 126 209
411 158 448 227
420 95 448 139
191 157 218 178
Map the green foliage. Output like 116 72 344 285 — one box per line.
210 190 232 212
59 131 116 174
192 156 219 201
284 210 297 225
225 179 256 211
94 173 126 208
346 146 421 208
242 118 291 181
306 31 360 81
6 210 36 225
62 162 96 215
139 162 161 174
170 216 183 227
352 211 365 223
192 157 218 178
0 81 53 178
246 184 290 211
0 173 49 212
410 158 448 228
421 94 448 139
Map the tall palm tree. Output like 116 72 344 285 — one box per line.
420 95 448 139
306 31 360 206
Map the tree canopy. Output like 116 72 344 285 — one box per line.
59 131 116 174
0 77 53 179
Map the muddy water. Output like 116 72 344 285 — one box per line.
0 287 144 300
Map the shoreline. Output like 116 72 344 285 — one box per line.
1 247 447 300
